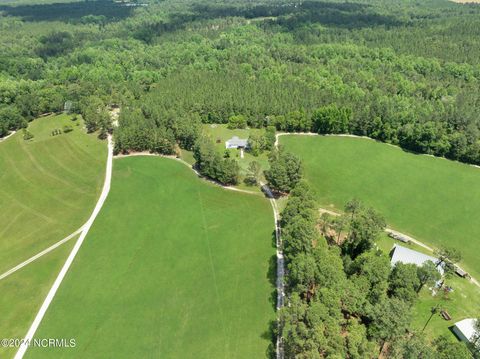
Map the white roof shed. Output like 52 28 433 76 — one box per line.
390 244 444 275
453 318 478 345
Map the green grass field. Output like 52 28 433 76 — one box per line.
0 113 106 274
0 238 76 359
281 135 480 280
27 157 275 358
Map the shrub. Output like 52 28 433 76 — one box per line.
63 125 73 133
23 128 34 140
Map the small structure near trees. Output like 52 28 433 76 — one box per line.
390 244 444 275
452 318 479 347
455 266 469 278
388 231 410 244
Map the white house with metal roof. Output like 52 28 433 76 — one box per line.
225 136 248 149
390 244 444 275
453 318 479 346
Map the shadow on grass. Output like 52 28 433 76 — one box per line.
261 319 278 359
262 232 279 358
267 253 277 311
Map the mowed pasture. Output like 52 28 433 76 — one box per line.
281 135 480 279
27 157 275 359
0 237 75 359
0 114 106 273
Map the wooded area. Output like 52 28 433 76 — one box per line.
279 181 473 358
1 0 480 165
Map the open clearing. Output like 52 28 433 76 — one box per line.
281 135 480 279
181 124 269 193
205 124 269 185
27 157 275 359
0 114 106 273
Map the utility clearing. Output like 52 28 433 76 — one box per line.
26 157 275 359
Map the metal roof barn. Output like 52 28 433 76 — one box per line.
390 244 444 275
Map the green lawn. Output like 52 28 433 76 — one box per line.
412 274 480 341
0 238 76 359
0 114 106 273
27 157 276 359
281 135 480 280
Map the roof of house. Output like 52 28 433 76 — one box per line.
226 136 248 147
390 244 444 274
454 318 478 342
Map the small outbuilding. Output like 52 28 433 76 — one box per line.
387 231 410 243
390 244 444 275
225 136 248 149
452 318 479 345
455 266 469 278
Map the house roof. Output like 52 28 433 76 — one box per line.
454 318 478 342
390 244 444 274
226 136 248 147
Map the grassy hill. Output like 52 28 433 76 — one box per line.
0 113 106 273
281 135 480 279
27 157 275 358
